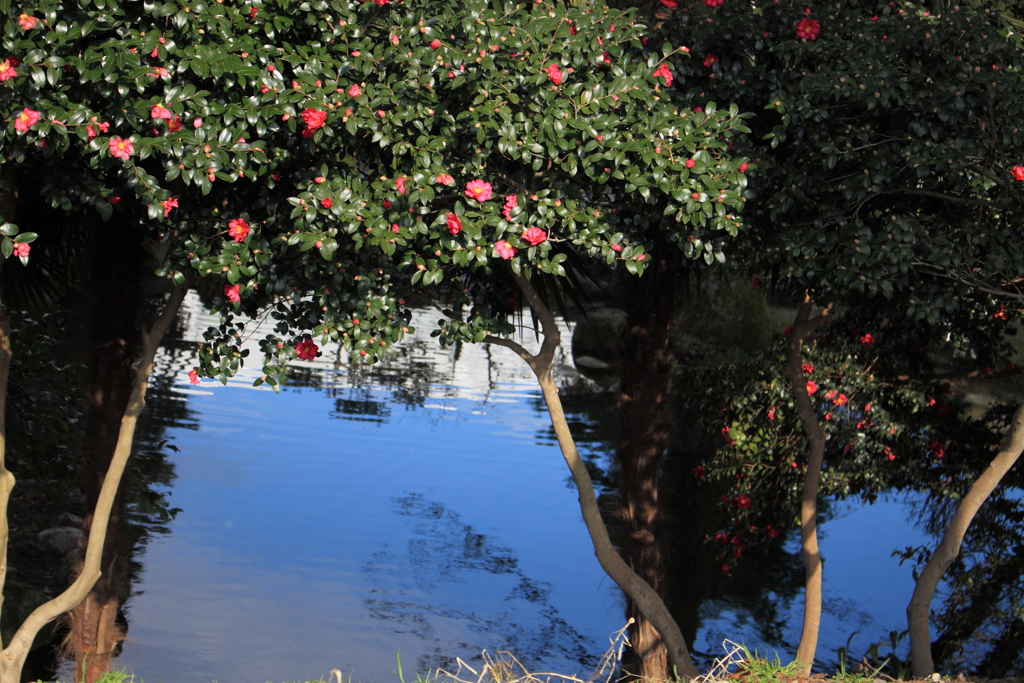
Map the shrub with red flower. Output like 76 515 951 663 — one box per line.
494 240 517 259
430 39 441 50
321 198 333 209
0 58 17 82
702 54 718 68
395 176 408 194
295 339 319 361
12 243 30 258
464 179 492 201
301 108 327 137
502 194 517 220
660 0 678 8
653 63 673 87
704 0 724 7
227 217 251 242
188 369 200 385
347 83 361 97
806 380 818 395
13 108 39 133
435 173 454 186
795 18 821 40
1011 166 1024 181
446 212 463 235
545 64 563 85
224 284 241 303
859 333 875 345
522 227 547 245
108 136 134 159
160 197 178 217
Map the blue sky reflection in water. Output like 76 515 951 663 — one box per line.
104 297 937 682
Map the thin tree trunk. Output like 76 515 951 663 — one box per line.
486 271 698 681
907 402 1024 677
617 263 676 681
785 295 833 675
0 308 15 637
0 285 187 683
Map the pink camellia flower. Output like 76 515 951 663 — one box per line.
446 212 462 235
653 63 673 87
0 58 17 81
703 53 718 68
17 14 37 30
739 162 749 172
167 116 182 132
494 240 518 259
435 173 454 186
686 159 695 169
150 104 173 120
834 393 848 406
860 332 875 345
313 176 325 184
295 339 319 361
1011 166 1024 181
224 284 241 303
348 84 361 97
390 34 400 45
660 0 678 8
395 176 408 194
767 406 776 420
502 194 517 220
188 368 200 385
161 197 178 217
322 198 333 209
13 108 39 132
228 217 251 242
522 227 547 246
12 242 30 258
545 64 563 85
430 39 441 49
796 18 821 40
602 52 611 64
108 136 134 159
150 67 170 78
704 0 725 6
611 243 622 252
806 380 818 395
464 179 492 201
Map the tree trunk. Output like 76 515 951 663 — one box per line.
67 221 146 682
616 262 677 681
785 296 833 675
0 308 16 638
907 402 1024 677
486 271 698 681
0 285 186 683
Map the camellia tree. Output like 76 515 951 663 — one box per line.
649 0 1024 674
0 0 751 680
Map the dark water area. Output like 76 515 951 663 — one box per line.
46 294 1006 682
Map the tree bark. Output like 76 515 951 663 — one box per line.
485 271 698 681
0 284 186 683
907 402 1024 677
616 262 677 681
0 308 16 639
785 295 833 675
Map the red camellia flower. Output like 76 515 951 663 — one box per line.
766 524 780 539
767 406 776 420
686 159 695 169
1011 166 1024 181
13 108 39 132
12 242 30 258
188 368 200 385
295 339 319 361
395 176 408 194
347 84 362 97
704 0 724 7
0 58 17 82
430 39 441 49
692 465 706 479
796 18 821 40
446 212 463 235
108 136 134 160
860 333 875 345
502 194 518 220
834 393 848 406
653 63 673 87
703 53 718 68
224 284 241 303
161 197 178 217
660 0 678 7
167 116 182 132
522 227 547 246
150 104 173 120
611 243 622 252
739 162 749 172
382 200 392 210
17 14 37 30
734 495 752 509
494 240 518 259
321 198 333 209
435 173 454 186
545 64 563 85
464 179 493 201
301 108 327 135
806 380 818 395
227 217 251 242
802 362 814 375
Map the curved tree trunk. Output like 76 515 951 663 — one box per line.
486 271 698 681
616 259 677 681
785 296 833 675
0 285 186 683
67 220 146 683
907 402 1024 677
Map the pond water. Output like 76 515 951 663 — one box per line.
71 294 942 682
